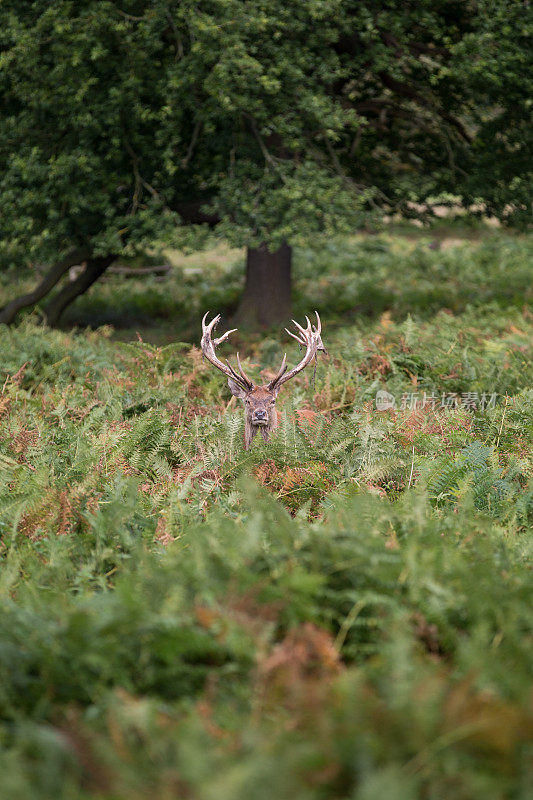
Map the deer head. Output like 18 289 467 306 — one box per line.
201 312 327 449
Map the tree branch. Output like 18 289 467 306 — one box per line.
165 9 184 59
123 138 166 210
248 117 287 181
0 249 89 325
380 31 448 59
379 71 473 143
181 121 201 168
323 136 344 175
43 255 115 326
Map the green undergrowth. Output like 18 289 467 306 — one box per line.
1 229 531 343
0 233 532 799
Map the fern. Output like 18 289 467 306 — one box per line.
121 410 173 476
428 441 514 515
0 233 532 800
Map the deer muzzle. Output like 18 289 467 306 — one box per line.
251 408 268 426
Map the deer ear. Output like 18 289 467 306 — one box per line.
228 378 247 400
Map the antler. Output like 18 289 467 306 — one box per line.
201 313 254 391
268 312 326 389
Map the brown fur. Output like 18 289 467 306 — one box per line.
201 312 326 450
228 380 279 449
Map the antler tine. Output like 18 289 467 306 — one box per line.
225 357 248 385
270 314 326 389
236 352 254 388
286 328 306 346
202 311 220 334
313 311 328 353
201 312 252 390
267 353 287 389
214 327 238 345
309 311 326 352
291 318 308 336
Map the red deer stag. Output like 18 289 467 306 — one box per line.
201 312 327 449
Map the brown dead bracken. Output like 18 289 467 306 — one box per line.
201 312 327 449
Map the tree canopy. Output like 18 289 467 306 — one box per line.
0 0 530 324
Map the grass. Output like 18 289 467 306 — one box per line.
0 227 532 799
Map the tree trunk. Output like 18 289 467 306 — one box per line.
235 242 292 327
0 249 89 325
44 255 115 326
